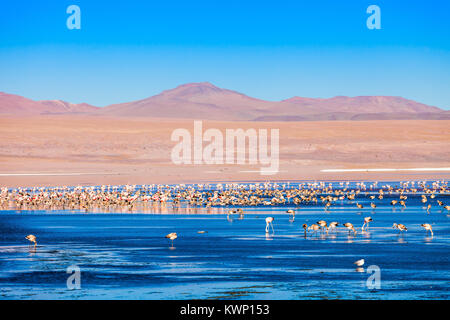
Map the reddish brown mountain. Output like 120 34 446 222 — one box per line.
0 92 98 115
101 82 280 120
281 95 442 114
100 82 446 120
1 83 448 120
39 100 98 113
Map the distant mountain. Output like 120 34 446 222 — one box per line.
101 82 280 120
100 82 445 120
1 83 448 120
39 100 98 113
0 92 98 115
281 95 442 114
0 92 45 114
254 112 450 121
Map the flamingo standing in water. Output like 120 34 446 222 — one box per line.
302 224 308 236
308 224 320 235
362 217 373 231
165 232 177 247
328 222 339 232
393 223 407 233
421 223 434 237
237 208 244 220
25 234 37 247
317 220 328 234
287 209 295 222
343 223 357 235
227 209 235 222
265 217 274 233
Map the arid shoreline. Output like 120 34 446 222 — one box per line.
0 116 449 187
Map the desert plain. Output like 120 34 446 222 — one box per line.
0 115 449 187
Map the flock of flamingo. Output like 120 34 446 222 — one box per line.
0 180 447 249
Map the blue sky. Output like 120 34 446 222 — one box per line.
0 0 449 109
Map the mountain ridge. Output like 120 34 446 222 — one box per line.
1 83 448 121
0 92 98 115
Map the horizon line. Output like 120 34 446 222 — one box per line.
1 82 447 110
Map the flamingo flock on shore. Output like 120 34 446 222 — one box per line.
1 180 448 212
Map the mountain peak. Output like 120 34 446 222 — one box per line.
176 82 219 89
155 82 231 99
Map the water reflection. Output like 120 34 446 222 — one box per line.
28 246 36 256
396 236 407 244
265 233 273 241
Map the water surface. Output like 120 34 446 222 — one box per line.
1 200 449 299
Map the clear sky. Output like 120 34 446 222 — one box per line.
0 0 449 109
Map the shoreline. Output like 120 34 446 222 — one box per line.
2 177 450 190
2 176 450 190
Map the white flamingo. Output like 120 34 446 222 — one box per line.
165 232 177 247
362 217 373 231
265 217 274 233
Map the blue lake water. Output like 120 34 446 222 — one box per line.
0 194 449 299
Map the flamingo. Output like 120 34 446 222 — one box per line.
362 217 373 231
308 224 320 235
227 209 235 222
328 222 339 232
287 209 295 222
421 224 433 237
354 259 365 267
165 232 177 247
392 223 407 233
317 220 328 234
265 217 274 233
343 223 357 235
421 195 427 204
302 224 308 236
25 234 37 247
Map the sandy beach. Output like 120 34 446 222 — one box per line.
0 116 448 187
